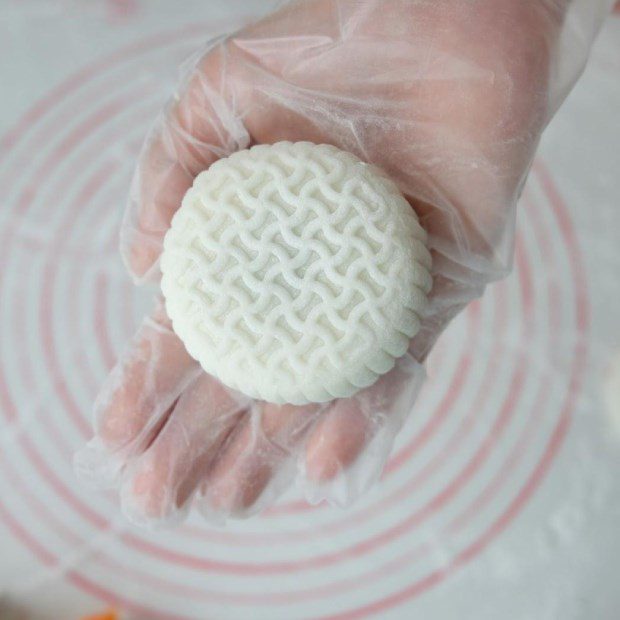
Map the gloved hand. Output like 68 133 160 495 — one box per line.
75 0 614 525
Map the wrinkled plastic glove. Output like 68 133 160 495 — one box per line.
75 0 614 526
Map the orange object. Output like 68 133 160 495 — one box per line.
80 610 117 620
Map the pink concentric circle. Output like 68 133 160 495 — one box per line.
0 21 589 620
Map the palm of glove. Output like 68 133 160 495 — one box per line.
77 0 561 524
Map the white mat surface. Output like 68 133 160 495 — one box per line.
0 2 619 618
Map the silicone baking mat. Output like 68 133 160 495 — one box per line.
1 2 619 618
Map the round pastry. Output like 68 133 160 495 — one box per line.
161 141 432 405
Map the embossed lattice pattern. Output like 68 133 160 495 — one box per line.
161 142 432 404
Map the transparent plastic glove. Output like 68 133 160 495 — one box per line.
76 0 614 526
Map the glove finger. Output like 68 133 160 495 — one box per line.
74 303 201 485
120 374 249 526
198 401 325 520
301 353 424 506
121 42 250 283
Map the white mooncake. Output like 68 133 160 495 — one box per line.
161 142 432 405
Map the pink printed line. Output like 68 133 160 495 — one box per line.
0 19 238 165
67 572 197 620
446 220 547 532
0 89 155 444
39 161 121 438
0 450 84 548
313 162 590 620
322 411 572 620
67 175 137 396
0 500 56 566
534 162 589 334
